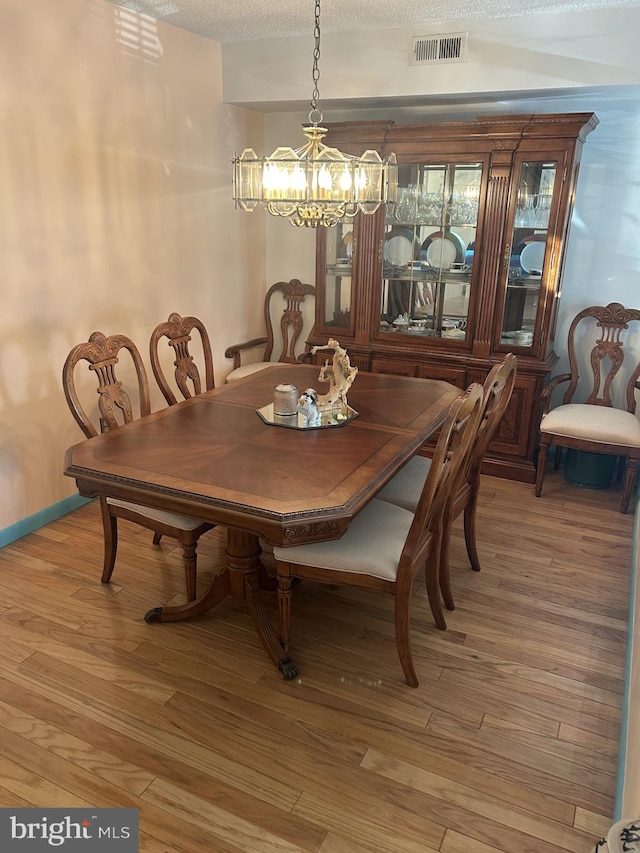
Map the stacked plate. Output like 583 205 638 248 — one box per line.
514 330 533 346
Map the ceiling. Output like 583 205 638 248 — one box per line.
108 0 639 43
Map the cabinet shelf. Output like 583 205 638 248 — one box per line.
383 270 471 283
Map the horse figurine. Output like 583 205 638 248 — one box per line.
310 338 358 410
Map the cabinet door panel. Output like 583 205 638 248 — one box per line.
489 374 538 457
497 153 565 355
417 363 467 389
378 160 482 345
315 221 356 337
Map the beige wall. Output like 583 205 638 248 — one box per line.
0 0 270 529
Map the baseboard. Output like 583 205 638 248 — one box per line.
615 492 640 819
0 494 92 548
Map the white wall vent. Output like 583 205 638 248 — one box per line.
410 32 467 65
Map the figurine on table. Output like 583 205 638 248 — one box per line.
310 338 358 410
297 388 322 426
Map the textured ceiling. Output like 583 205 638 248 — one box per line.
108 0 640 43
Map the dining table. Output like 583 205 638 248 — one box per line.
64 364 459 679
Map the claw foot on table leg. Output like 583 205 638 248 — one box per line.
278 657 298 680
144 607 163 623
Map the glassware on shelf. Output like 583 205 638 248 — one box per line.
395 185 445 225
450 192 479 226
394 185 417 223
515 195 536 228
534 194 552 227
417 192 445 225
514 192 553 229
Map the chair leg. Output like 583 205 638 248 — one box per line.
425 539 447 631
152 532 162 546
439 506 455 612
464 474 481 573
99 498 118 584
394 579 418 688
553 444 563 470
181 541 198 601
535 439 551 497
277 569 294 651
621 458 638 514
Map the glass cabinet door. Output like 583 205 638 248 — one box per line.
319 220 355 335
378 161 482 342
499 159 558 349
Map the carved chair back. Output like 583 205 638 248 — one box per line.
150 313 214 406
225 279 316 373
563 303 640 411
265 279 316 364
467 353 518 478
63 331 151 438
401 383 484 581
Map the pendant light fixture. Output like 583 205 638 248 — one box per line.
232 0 396 228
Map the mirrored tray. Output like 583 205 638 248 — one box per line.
256 403 359 430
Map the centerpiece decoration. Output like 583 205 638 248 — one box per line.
257 339 359 430
310 338 358 411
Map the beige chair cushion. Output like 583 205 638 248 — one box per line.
541 403 640 447
225 362 289 382
376 456 431 514
273 499 414 581
107 498 206 531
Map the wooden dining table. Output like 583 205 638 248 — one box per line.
64 364 459 678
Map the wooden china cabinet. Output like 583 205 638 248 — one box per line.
309 113 598 482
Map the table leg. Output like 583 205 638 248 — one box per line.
226 529 298 680
144 571 230 623
144 527 298 680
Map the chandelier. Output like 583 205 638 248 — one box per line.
232 0 396 228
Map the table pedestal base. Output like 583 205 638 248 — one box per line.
143 527 298 680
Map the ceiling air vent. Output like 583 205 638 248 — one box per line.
410 32 467 65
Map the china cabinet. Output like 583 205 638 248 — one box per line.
309 113 598 482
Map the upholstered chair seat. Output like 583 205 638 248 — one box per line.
225 361 289 382
540 403 640 446
106 498 210 531
377 456 430 513
225 279 315 382
274 499 415 581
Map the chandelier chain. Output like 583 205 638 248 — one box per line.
310 0 321 120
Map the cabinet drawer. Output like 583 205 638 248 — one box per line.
370 359 418 377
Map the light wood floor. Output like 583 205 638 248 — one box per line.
0 470 633 852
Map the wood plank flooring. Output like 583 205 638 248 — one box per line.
0 470 632 852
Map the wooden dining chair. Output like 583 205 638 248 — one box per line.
62 331 215 600
535 302 640 513
224 279 315 381
273 383 485 687
377 354 517 609
150 312 215 406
